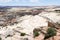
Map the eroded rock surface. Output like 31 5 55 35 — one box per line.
0 12 60 40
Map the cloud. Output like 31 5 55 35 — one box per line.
29 0 39 2
0 0 12 3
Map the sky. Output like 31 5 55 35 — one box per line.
0 0 60 6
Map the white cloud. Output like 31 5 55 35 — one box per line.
0 0 12 3
29 0 39 2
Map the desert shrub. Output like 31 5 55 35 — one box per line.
33 28 40 33
33 28 40 38
7 35 11 37
20 33 26 36
0 37 2 40
6 35 12 38
33 31 39 38
44 27 57 39
55 10 60 13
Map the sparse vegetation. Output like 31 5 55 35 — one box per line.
44 27 57 40
0 37 2 40
20 33 26 36
33 31 39 38
7 35 11 37
33 28 40 38
0 6 60 40
55 10 60 13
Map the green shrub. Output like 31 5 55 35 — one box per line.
33 31 39 38
20 33 26 36
44 27 57 39
33 28 40 38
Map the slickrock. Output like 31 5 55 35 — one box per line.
0 12 60 40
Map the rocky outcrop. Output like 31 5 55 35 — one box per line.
0 9 60 40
